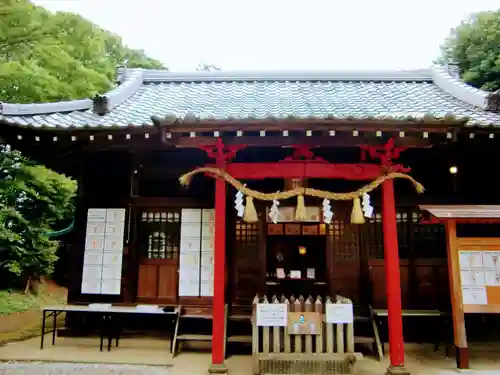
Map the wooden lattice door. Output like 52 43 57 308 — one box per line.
233 218 265 305
326 207 361 303
136 209 180 304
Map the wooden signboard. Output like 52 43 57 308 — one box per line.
455 237 500 313
287 312 321 335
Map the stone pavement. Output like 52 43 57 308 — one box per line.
0 337 500 374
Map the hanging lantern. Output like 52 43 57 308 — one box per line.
362 193 374 218
322 198 333 224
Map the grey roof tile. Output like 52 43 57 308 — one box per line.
1 67 499 129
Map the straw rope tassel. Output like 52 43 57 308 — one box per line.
295 195 306 221
243 196 258 223
350 197 365 224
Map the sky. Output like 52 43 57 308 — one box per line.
34 0 499 72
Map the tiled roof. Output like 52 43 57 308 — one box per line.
1 66 499 130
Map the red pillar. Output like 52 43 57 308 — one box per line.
382 179 408 374
362 139 409 375
210 176 227 373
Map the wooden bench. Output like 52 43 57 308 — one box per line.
372 308 450 357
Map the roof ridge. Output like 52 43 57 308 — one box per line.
430 65 497 111
117 67 434 83
0 98 93 116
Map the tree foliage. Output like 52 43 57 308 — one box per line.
0 0 166 103
439 9 500 92
0 145 77 291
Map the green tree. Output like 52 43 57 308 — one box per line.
439 9 500 91
0 0 166 103
0 145 77 292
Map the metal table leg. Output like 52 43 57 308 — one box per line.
40 310 47 349
52 312 58 345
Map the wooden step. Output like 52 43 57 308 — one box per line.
227 335 252 343
354 336 375 344
177 334 212 341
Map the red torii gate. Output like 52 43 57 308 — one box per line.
203 139 409 375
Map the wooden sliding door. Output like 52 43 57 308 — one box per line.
136 209 180 304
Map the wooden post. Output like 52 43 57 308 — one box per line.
382 178 408 375
210 172 227 373
445 220 469 369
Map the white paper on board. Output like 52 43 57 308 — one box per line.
83 251 103 266
326 303 354 324
106 209 126 223
82 265 103 280
86 222 106 235
102 251 123 266
202 209 215 223
85 235 105 251
87 208 107 222
482 251 500 270
256 304 288 327
181 209 202 223
102 265 122 280
485 270 500 286
81 278 102 294
458 251 483 270
104 235 124 252
101 279 121 295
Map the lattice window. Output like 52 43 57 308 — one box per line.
236 221 259 242
328 219 359 261
413 223 446 258
138 210 180 259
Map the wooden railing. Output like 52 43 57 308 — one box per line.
252 294 362 375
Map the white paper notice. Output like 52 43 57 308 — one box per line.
81 279 102 294
462 286 487 305
101 279 121 295
256 303 288 327
485 270 500 286
106 209 126 223
85 235 105 251
307 268 316 279
459 251 483 270
87 209 107 222
202 209 215 223
326 303 354 324
181 209 202 223
82 208 126 295
482 251 500 270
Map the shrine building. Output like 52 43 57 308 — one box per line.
1 65 500 374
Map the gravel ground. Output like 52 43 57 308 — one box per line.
0 362 172 375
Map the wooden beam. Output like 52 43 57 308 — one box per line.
156 117 464 133
445 220 469 370
224 162 386 180
175 135 433 149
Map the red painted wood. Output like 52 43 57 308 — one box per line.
382 179 405 367
212 176 226 365
225 162 386 180
365 139 407 369
200 138 240 368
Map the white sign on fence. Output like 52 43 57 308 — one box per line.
256 303 288 327
326 303 354 324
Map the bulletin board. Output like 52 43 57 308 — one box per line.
455 237 500 313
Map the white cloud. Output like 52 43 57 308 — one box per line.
34 0 499 71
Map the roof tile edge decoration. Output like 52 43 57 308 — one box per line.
93 69 144 115
0 65 499 128
419 205 500 219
